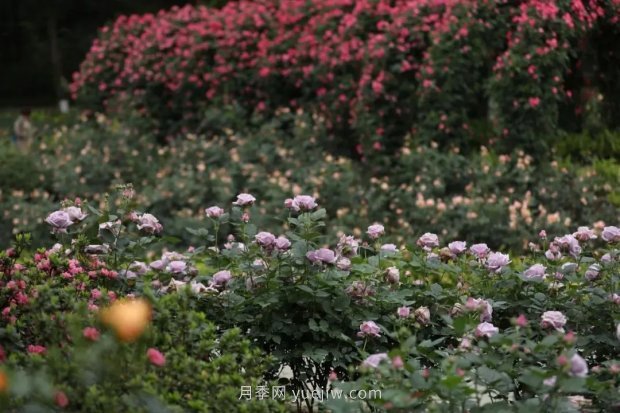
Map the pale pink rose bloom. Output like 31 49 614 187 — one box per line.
541 311 567 332
475 322 499 338
358 321 381 338
233 193 256 206
205 206 225 218
367 224 385 239
602 226 620 243
362 353 389 368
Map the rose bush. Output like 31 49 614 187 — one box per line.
1 189 618 411
1 109 618 252
72 0 620 156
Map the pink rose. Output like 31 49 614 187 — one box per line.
63 206 88 222
475 322 499 338
205 206 225 218
366 224 385 239
274 236 291 251
570 354 588 377
167 260 187 274
307 248 336 264
233 193 256 206
287 195 318 211
381 243 398 252
337 235 359 257
147 348 166 367
212 270 232 287
602 226 620 243
573 226 597 241
466 298 493 322
336 257 351 271
397 306 410 318
385 267 400 284
448 241 467 255
523 264 546 280
362 353 389 368
486 252 511 273
137 213 163 234
414 306 431 325
469 243 490 259
83 327 100 342
255 231 276 248
28 345 47 354
417 233 439 249
358 321 381 338
541 311 567 332
45 211 73 233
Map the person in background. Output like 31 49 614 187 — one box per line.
13 108 34 152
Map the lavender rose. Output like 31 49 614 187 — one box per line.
602 226 620 243
366 224 385 239
541 311 567 332
486 252 511 273
233 193 256 206
358 321 381 338
205 206 225 219
45 211 74 233
475 322 499 338
362 353 389 368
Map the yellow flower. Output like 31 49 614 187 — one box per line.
100 299 152 343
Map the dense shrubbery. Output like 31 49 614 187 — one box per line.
72 0 620 155
1 190 619 411
1 109 618 252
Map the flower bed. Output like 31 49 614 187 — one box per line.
1 189 619 411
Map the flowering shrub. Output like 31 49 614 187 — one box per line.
2 110 617 253
72 0 620 154
1 189 619 411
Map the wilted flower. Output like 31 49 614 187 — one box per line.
475 322 499 338
336 257 351 271
469 243 490 259
346 281 374 299
366 224 385 239
385 267 400 284
486 252 511 273
414 306 431 325
233 193 256 206
466 298 493 322
573 226 597 241
337 235 359 257
362 353 389 368
541 311 567 332
63 206 88 222
584 264 601 281
136 213 163 234
205 206 225 218
99 220 121 237
45 211 73 233
554 235 581 257
417 233 439 249
85 244 110 255
602 226 620 243
285 195 318 211
570 354 588 377
358 321 381 338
